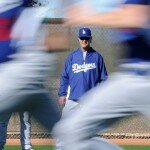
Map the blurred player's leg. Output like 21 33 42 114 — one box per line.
29 92 61 132
19 111 32 150
0 47 61 136
0 113 11 150
54 70 150 150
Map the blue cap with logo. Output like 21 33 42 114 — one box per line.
78 27 92 38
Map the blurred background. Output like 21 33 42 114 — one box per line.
7 0 150 143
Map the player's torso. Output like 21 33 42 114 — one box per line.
67 49 101 99
0 0 29 63
69 49 100 81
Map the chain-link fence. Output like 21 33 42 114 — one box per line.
7 19 150 140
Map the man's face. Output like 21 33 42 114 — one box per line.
78 37 92 50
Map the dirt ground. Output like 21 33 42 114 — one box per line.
6 138 150 146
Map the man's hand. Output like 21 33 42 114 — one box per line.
58 96 67 106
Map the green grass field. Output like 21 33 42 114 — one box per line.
4 145 150 150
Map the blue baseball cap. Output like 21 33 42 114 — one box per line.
78 27 92 38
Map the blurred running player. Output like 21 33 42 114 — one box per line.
0 1 68 149
54 0 150 150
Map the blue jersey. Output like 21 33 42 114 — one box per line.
58 48 108 101
121 0 150 62
0 0 29 63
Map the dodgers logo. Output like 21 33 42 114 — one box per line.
72 62 96 73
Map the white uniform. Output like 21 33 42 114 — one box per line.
0 1 61 150
54 63 150 150
53 0 150 150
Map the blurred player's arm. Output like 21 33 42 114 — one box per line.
11 7 69 52
98 57 108 83
65 3 150 28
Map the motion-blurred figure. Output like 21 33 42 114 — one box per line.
0 0 67 149
54 0 150 150
0 1 34 150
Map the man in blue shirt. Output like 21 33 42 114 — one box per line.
56 27 107 150
58 27 107 106
54 1 150 150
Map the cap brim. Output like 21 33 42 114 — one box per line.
78 35 92 38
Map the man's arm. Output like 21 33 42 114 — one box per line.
65 3 150 28
58 56 70 106
98 56 108 83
